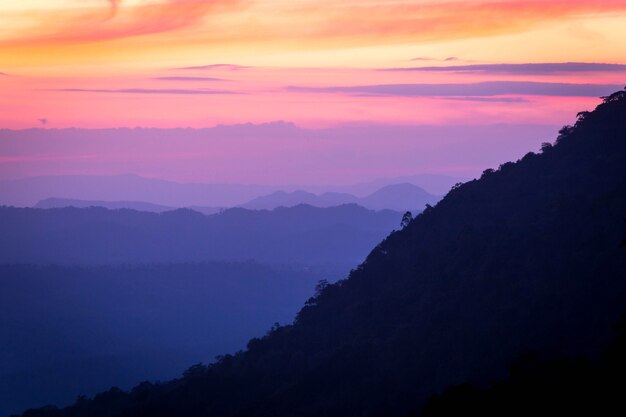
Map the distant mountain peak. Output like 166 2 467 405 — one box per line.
241 183 440 211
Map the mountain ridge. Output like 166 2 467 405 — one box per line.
241 183 440 211
0 203 401 267
12 89 626 417
0 173 461 208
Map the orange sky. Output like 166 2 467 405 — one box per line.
1 0 625 128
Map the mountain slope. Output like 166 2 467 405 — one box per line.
15 90 626 417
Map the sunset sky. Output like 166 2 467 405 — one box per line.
1 0 625 184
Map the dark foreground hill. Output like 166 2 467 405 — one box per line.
0 204 400 267
15 90 626 417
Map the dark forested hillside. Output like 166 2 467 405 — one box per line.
0 204 400 267
418 317 626 417
14 89 626 417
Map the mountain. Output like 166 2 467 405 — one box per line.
242 184 440 211
325 173 466 196
34 197 176 213
359 183 439 211
0 174 278 208
0 262 335 417
12 89 626 417
33 197 223 215
241 190 357 210
0 175 448 210
0 204 401 267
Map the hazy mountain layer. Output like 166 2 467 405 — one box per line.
0 262 339 417
0 204 401 267
242 183 440 211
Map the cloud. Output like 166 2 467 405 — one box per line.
5 0 626 55
107 0 122 19
288 81 624 98
37 118 48 126
1 0 245 46
443 97 529 103
411 57 460 62
174 64 250 71
55 88 240 95
383 62 626 74
154 76 225 82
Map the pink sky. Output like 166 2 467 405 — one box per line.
1 0 625 184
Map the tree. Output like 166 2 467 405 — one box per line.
401 211 413 228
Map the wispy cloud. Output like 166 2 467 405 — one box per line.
443 97 530 103
411 56 460 62
288 81 624 97
0 0 245 47
174 64 250 71
384 62 626 74
107 0 122 19
4 1 626 53
154 77 225 82
54 88 240 95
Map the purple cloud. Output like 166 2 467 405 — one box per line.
154 76 225 81
53 88 240 95
174 64 249 71
443 97 529 103
383 62 626 74
288 81 624 97
410 57 460 62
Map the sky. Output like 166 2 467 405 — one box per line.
1 0 625 185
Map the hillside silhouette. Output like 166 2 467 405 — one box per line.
419 318 626 417
0 204 399 267
13 89 626 417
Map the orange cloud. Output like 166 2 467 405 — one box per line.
0 0 246 47
3 0 625 50
1 0 625 72
267 0 626 47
